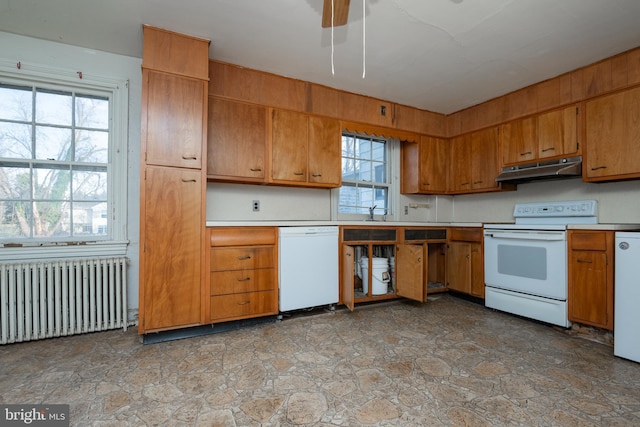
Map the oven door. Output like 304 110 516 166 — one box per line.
484 229 567 300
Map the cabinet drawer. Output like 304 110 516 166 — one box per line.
449 227 482 242
210 227 276 246
210 268 275 295
210 247 274 271
570 232 608 251
210 290 277 321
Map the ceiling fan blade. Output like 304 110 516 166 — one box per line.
322 0 350 28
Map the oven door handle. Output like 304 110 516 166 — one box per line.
484 232 565 241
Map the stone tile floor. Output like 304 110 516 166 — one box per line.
1 294 640 426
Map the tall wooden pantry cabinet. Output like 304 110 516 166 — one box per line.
138 26 210 333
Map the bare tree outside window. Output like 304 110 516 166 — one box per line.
0 83 109 241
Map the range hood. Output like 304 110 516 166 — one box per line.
496 156 582 183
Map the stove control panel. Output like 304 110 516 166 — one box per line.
513 200 597 218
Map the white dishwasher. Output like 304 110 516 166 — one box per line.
278 226 339 312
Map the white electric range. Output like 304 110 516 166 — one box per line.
483 200 598 327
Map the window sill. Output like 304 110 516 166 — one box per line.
0 240 129 262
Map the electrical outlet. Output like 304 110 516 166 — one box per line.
252 200 260 212
404 205 408 215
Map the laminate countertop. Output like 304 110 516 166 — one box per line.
206 221 483 227
205 221 640 231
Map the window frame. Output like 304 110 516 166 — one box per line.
0 59 128 260
332 131 400 222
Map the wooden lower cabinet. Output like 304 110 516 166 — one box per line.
339 227 447 310
446 228 484 298
141 165 203 332
568 230 613 330
395 244 427 302
208 227 279 323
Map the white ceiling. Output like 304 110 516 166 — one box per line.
2 0 640 114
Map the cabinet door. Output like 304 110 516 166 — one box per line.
446 242 471 293
143 70 205 169
501 116 537 165
395 244 426 302
207 98 267 181
341 245 355 311
585 86 640 180
469 243 484 298
308 116 341 186
449 134 472 192
471 127 500 190
537 105 579 159
142 165 202 331
272 109 308 182
569 250 609 327
419 136 449 193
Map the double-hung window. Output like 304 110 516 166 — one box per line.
0 63 128 257
338 131 392 219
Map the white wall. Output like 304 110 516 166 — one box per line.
451 178 640 224
0 32 142 310
207 182 455 223
208 177 640 225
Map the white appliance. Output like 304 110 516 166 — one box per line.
484 200 598 327
614 232 640 363
278 226 339 312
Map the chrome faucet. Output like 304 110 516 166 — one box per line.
369 205 377 221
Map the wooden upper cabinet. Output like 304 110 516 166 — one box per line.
271 109 309 183
417 136 449 193
207 97 267 182
448 127 500 194
411 136 448 193
142 25 209 79
501 116 537 165
537 105 579 159
143 70 206 169
471 127 500 191
271 109 341 187
584 86 640 181
308 115 342 186
449 134 472 193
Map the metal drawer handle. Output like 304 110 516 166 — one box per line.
591 166 607 171
520 151 532 156
311 173 322 177
237 301 250 305
541 147 555 152
294 172 304 176
577 259 593 264
250 167 263 172
182 155 197 160
237 255 251 260
237 277 251 282
181 178 197 183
